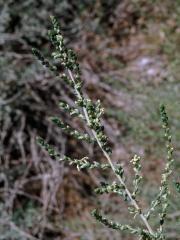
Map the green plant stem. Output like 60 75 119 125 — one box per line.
67 69 155 237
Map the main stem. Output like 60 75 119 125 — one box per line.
68 69 154 236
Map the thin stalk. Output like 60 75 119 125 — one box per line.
68 69 155 236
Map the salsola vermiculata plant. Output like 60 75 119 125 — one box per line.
32 16 176 240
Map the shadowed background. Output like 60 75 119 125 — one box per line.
0 0 180 239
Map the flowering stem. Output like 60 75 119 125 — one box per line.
67 69 155 237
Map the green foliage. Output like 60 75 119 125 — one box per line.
91 209 141 235
174 182 180 194
33 16 178 240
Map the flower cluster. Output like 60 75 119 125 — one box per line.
59 101 85 119
33 17 177 240
95 181 125 196
37 136 109 171
51 116 94 143
145 106 174 223
131 155 142 199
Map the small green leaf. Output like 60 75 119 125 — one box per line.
174 181 180 193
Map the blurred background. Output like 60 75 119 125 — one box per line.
0 0 180 239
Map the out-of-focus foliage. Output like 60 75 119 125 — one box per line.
0 0 92 159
